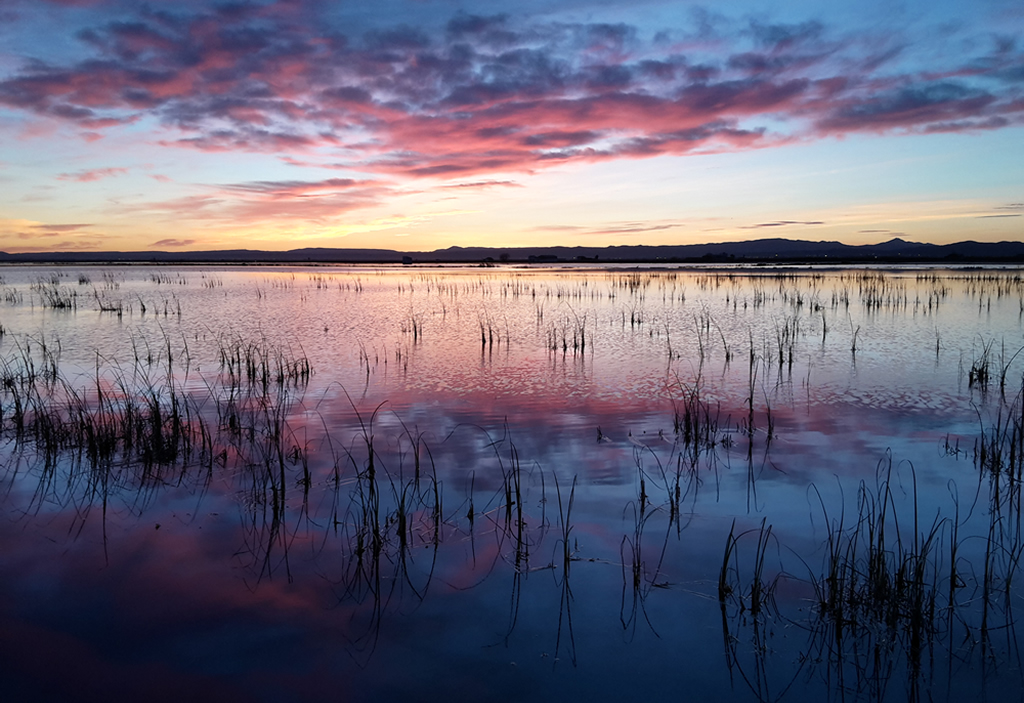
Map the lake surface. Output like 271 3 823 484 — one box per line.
1 264 1023 702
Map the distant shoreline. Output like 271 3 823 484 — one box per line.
1 261 1022 273
2 236 1023 266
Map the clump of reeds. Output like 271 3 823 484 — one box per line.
968 337 994 390
93 289 124 317
0 335 214 491
32 280 77 310
773 315 799 370
218 334 312 394
798 453 1011 703
718 518 778 617
546 312 588 356
973 376 1024 505
809 461 942 638
403 312 424 342
671 375 721 461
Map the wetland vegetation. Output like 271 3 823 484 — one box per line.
1 263 1023 702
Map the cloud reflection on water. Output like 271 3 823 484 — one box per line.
0 265 1021 700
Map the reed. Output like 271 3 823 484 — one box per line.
799 456 964 694
670 374 722 464
969 337 994 390
33 281 77 310
218 334 312 394
718 518 777 617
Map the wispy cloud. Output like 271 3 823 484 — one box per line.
131 177 391 226
57 167 127 182
533 220 684 236
151 238 194 248
29 223 92 232
441 180 523 189
1 219 108 251
741 220 825 229
977 203 1024 218
533 224 588 232
588 222 684 235
221 178 374 195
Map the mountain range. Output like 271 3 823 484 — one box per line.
1 237 1023 264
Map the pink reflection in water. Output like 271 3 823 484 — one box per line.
0 266 1020 700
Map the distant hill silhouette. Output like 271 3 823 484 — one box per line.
1 237 1023 264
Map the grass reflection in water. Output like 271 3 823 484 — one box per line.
0 266 1022 702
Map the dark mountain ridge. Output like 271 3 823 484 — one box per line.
1 237 1023 264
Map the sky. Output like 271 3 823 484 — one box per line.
0 0 1022 253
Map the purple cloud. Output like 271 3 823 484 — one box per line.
742 220 825 229
151 238 195 247
0 2 1019 183
29 223 92 232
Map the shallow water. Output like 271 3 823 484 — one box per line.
1 264 1023 702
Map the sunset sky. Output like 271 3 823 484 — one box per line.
1 0 1022 253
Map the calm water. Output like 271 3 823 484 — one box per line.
1 264 1023 702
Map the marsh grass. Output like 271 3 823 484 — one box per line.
218 334 312 393
808 458 944 643
718 518 779 617
0 337 217 553
0 332 317 544
32 281 77 310
716 361 1024 696
969 337 995 390
671 374 725 469
553 474 578 664
4 266 1024 692
546 310 589 356
718 433 1024 701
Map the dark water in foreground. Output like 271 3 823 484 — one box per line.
1 265 1023 702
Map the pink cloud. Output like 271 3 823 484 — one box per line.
133 178 389 226
221 179 389 222
0 6 1019 185
441 180 522 189
57 167 128 182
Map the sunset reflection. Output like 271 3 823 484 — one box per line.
0 265 1021 701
